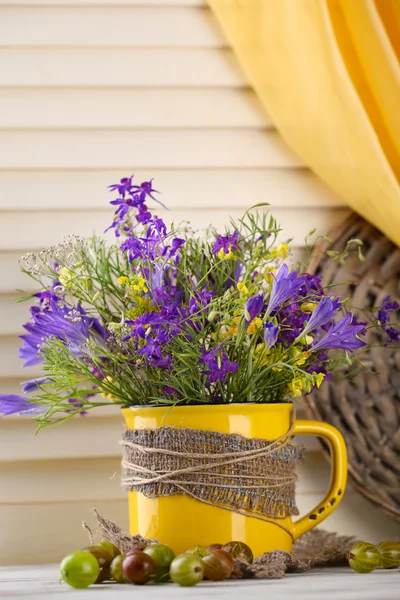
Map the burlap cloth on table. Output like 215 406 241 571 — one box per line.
88 509 358 580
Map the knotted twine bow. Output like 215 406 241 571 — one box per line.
121 421 303 539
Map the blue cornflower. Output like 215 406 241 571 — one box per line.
264 322 279 349
265 264 305 316
212 230 242 255
311 313 366 353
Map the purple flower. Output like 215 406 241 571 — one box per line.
108 176 134 198
19 300 106 367
264 322 279 349
199 344 224 364
301 298 341 336
66 398 87 416
245 294 264 323
168 237 185 259
378 296 399 324
299 273 324 297
212 230 242 255
136 203 152 224
385 326 400 344
276 301 307 345
21 377 49 394
311 313 367 353
200 349 238 383
0 394 42 417
106 175 166 236
130 179 164 207
266 264 305 316
162 385 182 398
152 354 173 370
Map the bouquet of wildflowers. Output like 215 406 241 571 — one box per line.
1 175 398 428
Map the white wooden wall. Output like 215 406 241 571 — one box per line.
0 0 398 565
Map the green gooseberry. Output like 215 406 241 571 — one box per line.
377 541 400 569
170 554 204 587
82 545 113 583
222 541 253 564
110 554 127 583
143 543 176 581
347 542 380 573
186 545 208 558
97 541 121 559
60 551 100 589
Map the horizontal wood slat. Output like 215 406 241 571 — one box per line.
0 49 244 87
0 6 221 47
0 169 341 211
1 500 129 565
0 414 124 461
0 207 350 252
0 457 125 503
0 88 268 129
0 130 298 169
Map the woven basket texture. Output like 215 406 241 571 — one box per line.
305 214 400 521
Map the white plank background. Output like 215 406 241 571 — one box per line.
0 0 398 566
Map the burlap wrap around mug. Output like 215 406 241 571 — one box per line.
120 404 348 557
121 425 302 523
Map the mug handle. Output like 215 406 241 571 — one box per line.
292 419 348 541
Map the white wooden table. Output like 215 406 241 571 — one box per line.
0 564 399 600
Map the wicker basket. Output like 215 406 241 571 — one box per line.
305 214 400 521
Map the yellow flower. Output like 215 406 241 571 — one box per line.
237 282 249 295
264 268 277 285
291 347 310 366
101 376 119 402
131 277 148 293
247 317 263 334
301 302 317 313
118 276 130 286
119 275 149 297
313 373 325 388
126 297 154 319
218 247 235 261
288 377 305 398
271 243 289 259
59 267 77 289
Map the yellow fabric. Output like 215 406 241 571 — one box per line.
208 0 400 246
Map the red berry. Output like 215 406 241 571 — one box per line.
122 552 156 585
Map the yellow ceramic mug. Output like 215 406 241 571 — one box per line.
123 403 347 556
